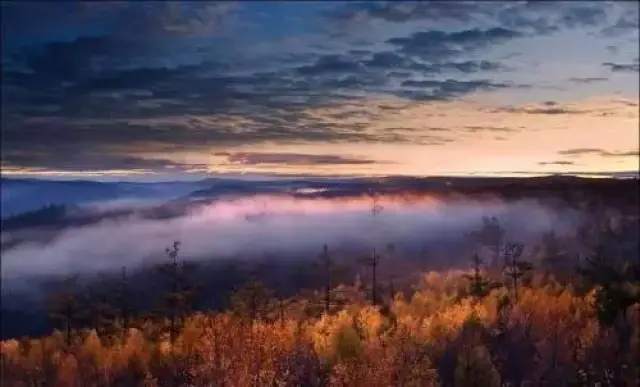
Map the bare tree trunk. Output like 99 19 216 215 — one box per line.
372 248 378 306
323 244 331 313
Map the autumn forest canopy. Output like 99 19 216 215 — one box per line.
1 176 639 386
1 1 639 385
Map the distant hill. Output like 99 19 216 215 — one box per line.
0 178 208 218
1 175 637 236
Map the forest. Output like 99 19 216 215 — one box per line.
1 192 639 387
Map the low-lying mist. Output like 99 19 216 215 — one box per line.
1 193 583 293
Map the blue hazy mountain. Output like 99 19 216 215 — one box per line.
3 175 637 231
0 178 209 218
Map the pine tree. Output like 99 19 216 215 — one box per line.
115 266 133 340
361 248 382 306
502 242 532 303
307 246 350 317
47 274 85 348
155 241 197 344
463 254 500 299
85 274 118 340
578 243 640 326
230 279 274 323
454 316 501 387
320 244 333 313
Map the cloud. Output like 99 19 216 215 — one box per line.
464 126 518 133
434 60 506 73
558 148 639 157
1 2 237 44
332 2 616 32
538 161 576 166
2 2 638 175
491 105 583 115
331 1 490 24
601 3 640 36
568 77 608 84
1 151 205 173
215 152 383 166
297 55 364 75
399 79 519 100
362 52 506 74
387 27 522 60
486 170 639 179
332 2 626 37
488 98 640 118
603 61 640 73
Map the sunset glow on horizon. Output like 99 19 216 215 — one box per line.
1 2 638 180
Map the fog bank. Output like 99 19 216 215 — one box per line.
1 193 583 290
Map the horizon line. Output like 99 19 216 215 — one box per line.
1 170 638 183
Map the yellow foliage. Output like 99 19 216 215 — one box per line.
1 269 636 386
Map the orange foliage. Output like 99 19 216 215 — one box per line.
2 272 638 386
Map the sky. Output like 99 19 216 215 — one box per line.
1 1 639 180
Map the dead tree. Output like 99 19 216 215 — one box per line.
360 190 384 306
320 244 333 313
155 241 197 344
307 245 352 316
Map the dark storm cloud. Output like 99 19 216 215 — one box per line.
214 152 382 166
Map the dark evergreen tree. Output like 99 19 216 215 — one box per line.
115 266 133 340
47 274 85 348
463 254 501 299
502 242 532 303
85 274 118 339
230 279 274 323
313 244 331 313
317 244 335 313
360 247 383 306
578 243 640 326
